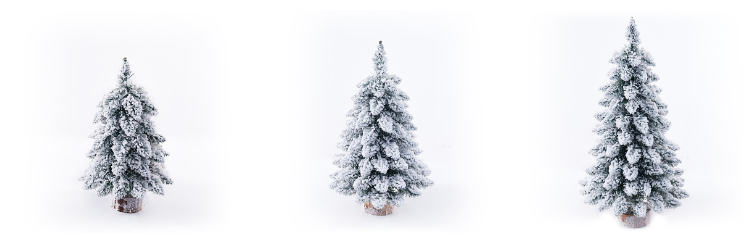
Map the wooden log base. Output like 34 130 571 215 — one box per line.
618 206 651 228
112 196 143 213
364 202 393 216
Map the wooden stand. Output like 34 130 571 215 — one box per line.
618 204 651 228
364 202 393 216
112 195 143 213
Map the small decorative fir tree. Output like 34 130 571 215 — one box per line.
81 58 172 212
330 41 433 215
581 19 688 219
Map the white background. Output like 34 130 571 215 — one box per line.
289 11 480 232
20 13 227 233
538 13 746 224
1 1 746 250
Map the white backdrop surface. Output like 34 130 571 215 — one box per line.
0 1 746 250
528 13 747 248
537 14 746 225
20 13 227 233
289 11 480 232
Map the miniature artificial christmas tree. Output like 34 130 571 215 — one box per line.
81 58 172 213
580 18 688 228
330 41 433 216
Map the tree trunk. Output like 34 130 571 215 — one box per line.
364 202 393 216
112 194 143 213
619 203 651 228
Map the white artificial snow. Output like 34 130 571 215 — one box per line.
330 42 433 209
81 58 173 200
580 19 688 217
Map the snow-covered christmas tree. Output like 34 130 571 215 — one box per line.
580 18 688 227
81 58 172 213
330 41 433 216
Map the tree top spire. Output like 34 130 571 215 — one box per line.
626 17 640 45
119 57 133 85
373 41 387 74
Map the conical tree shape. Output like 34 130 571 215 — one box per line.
81 58 172 203
330 42 433 212
581 19 688 217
